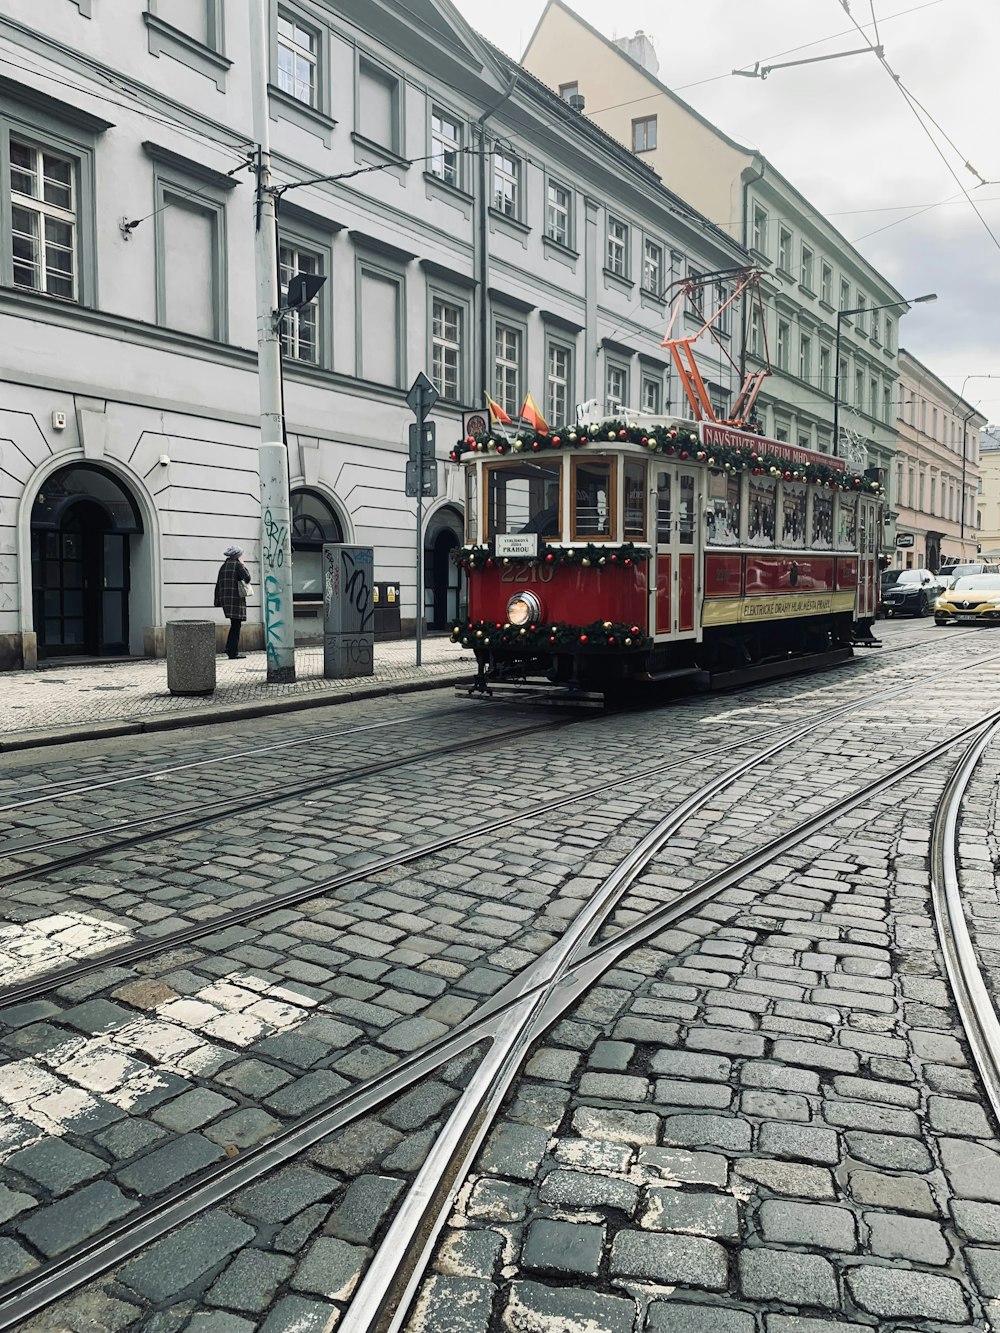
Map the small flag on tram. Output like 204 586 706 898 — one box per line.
485 393 513 425
520 392 549 435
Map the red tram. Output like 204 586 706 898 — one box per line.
449 416 884 696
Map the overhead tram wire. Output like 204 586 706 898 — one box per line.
580 0 945 110
0 47 254 167
834 0 1000 258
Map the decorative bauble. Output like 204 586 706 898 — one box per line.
579 633 588 643
603 620 612 629
624 636 632 646
618 430 627 440
513 440 523 452
552 436 560 445
679 450 689 460
582 557 591 567
783 471 791 481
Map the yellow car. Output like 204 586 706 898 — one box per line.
935 574 1000 625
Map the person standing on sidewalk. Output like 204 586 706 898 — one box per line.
214 545 251 659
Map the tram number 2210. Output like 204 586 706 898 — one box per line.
499 562 555 584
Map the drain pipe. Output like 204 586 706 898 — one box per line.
476 71 518 404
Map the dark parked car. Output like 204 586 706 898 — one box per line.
878 568 943 618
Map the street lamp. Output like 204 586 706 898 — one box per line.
832 292 937 457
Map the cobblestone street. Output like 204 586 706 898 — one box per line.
3 620 1000 1331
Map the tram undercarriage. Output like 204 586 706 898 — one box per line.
462 610 863 700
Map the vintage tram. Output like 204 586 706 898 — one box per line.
449 415 884 697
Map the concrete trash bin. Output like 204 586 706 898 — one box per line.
166 620 217 697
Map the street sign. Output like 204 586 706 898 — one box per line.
405 459 438 498
405 371 439 422
408 421 435 465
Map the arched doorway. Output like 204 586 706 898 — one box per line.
430 529 459 629
290 488 345 598
424 505 463 630
30 465 142 660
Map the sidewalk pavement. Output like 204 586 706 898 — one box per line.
0 636 475 750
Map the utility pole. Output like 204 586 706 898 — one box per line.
249 0 295 683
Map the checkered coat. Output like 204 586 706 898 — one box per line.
214 557 250 620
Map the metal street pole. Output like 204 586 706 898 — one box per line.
249 0 295 683
415 485 423 667
833 311 844 458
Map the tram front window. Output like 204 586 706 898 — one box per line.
486 461 562 539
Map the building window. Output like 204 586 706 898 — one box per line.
606 361 628 408
800 245 813 290
546 181 571 246
751 205 767 253
277 11 317 105
494 322 521 419
870 377 879 421
546 341 571 425
776 320 789 370
430 109 462 187
358 263 403 386
821 262 832 304
642 238 663 294
715 281 731 336
606 217 628 276
749 304 762 358
492 149 520 217
855 369 864 411
11 138 77 300
631 116 657 152
559 81 579 102
855 294 866 334
884 316 894 352
358 57 400 152
840 278 851 311
883 385 893 425
777 227 792 272
431 298 461 400
819 345 831 392
799 334 811 381
641 374 661 413
278 242 321 363
290 489 344 600
870 308 880 345
932 406 939 440
153 170 228 341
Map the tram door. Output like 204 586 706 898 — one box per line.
858 495 880 619
653 465 702 640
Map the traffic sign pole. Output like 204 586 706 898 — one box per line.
405 373 440 668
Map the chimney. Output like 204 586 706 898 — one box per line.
613 30 659 77
567 93 586 111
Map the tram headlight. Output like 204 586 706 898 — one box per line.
506 590 542 626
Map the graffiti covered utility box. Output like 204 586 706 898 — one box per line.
323 544 375 679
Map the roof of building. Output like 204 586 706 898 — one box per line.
480 35 746 256
898 347 988 422
525 0 904 298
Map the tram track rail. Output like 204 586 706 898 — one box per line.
0 713 572 882
1 688 998 1331
930 717 1000 1129
0 665 934 1009
1 631 993 892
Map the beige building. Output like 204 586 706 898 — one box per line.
523 0 906 535
893 351 984 570
978 428 1000 557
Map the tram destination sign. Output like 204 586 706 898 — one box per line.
495 533 539 559
702 423 848 472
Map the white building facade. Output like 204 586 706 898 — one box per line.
0 0 746 670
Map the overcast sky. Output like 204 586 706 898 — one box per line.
454 0 1000 422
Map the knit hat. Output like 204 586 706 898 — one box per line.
223 545 243 557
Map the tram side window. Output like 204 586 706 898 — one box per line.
572 459 615 540
705 468 740 546
838 495 858 549
624 461 647 540
747 477 776 547
656 471 671 542
812 490 833 548
781 483 807 549
486 461 562 539
679 474 694 545
465 468 479 543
